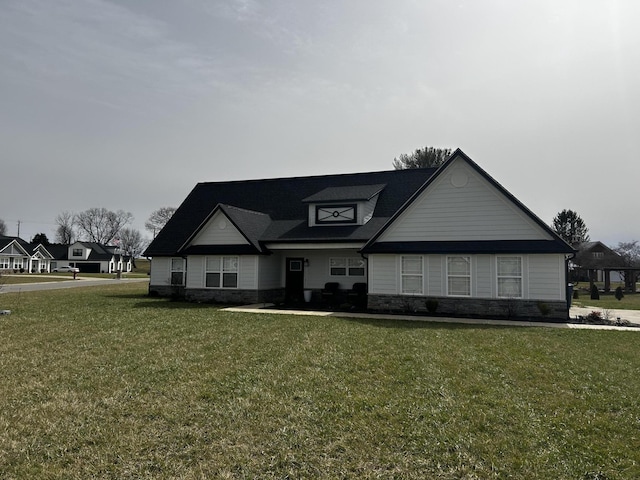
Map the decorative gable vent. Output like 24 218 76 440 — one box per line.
303 184 385 227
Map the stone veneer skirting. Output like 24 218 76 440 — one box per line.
148 285 285 305
367 294 568 321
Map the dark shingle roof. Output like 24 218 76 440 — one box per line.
302 184 386 203
145 168 436 256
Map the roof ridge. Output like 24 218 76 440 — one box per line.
196 166 438 187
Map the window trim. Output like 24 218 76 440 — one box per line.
447 255 471 297
329 257 366 277
496 256 523 298
205 256 239 289
72 248 83 257
401 255 423 295
170 257 185 286
316 204 358 224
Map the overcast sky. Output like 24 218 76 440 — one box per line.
1 0 639 247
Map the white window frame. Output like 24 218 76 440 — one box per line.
14 258 23 269
170 257 185 286
447 256 471 297
496 256 523 298
0 257 10 269
401 255 423 295
205 256 239 289
72 248 83 257
329 257 366 277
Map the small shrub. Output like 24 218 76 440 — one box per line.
425 299 439 314
585 311 602 323
573 290 579 299
615 286 624 301
537 302 551 316
590 284 600 300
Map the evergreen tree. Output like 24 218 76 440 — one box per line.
552 209 589 245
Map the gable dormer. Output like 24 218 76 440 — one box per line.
69 241 91 260
303 184 385 227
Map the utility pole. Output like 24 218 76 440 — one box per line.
17 220 21 238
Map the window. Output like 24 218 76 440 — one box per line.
14 258 23 269
205 256 239 288
330 257 365 277
316 205 357 224
447 256 471 296
72 248 83 257
0 257 9 269
401 256 423 295
592 251 604 259
497 256 522 298
170 258 185 286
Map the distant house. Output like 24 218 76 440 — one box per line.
49 241 132 273
0 236 131 274
573 241 635 292
144 149 575 320
0 235 54 273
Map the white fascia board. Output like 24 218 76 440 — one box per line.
264 242 366 250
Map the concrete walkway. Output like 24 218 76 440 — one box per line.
224 304 640 331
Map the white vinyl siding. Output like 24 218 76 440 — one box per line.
368 255 398 294
378 159 551 243
191 211 249 245
401 256 423 295
475 255 492 298
258 255 281 289
528 255 565 300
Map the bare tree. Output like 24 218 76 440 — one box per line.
118 228 146 259
145 207 176 237
614 240 640 291
0 218 7 236
55 211 76 244
75 208 133 245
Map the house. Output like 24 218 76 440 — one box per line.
573 241 635 292
0 235 54 273
48 241 132 273
144 149 575 320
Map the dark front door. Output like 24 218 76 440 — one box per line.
285 257 305 303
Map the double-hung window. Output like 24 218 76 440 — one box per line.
497 256 522 298
206 256 239 288
447 256 471 296
401 256 423 295
0 257 10 269
170 258 185 286
330 258 365 277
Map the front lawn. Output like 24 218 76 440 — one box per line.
0 283 638 479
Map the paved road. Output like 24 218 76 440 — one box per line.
1 276 149 293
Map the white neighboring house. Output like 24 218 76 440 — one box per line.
49 241 132 273
144 150 575 320
0 236 54 273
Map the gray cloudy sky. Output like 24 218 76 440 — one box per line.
1 0 639 246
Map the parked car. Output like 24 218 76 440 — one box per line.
53 266 80 273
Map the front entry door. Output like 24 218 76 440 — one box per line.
285 257 305 303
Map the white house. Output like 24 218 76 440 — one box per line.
144 150 574 320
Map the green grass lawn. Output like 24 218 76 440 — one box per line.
0 274 72 285
1 283 639 479
573 290 640 310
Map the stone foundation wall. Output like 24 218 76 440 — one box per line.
367 294 568 321
148 285 285 305
185 288 285 305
